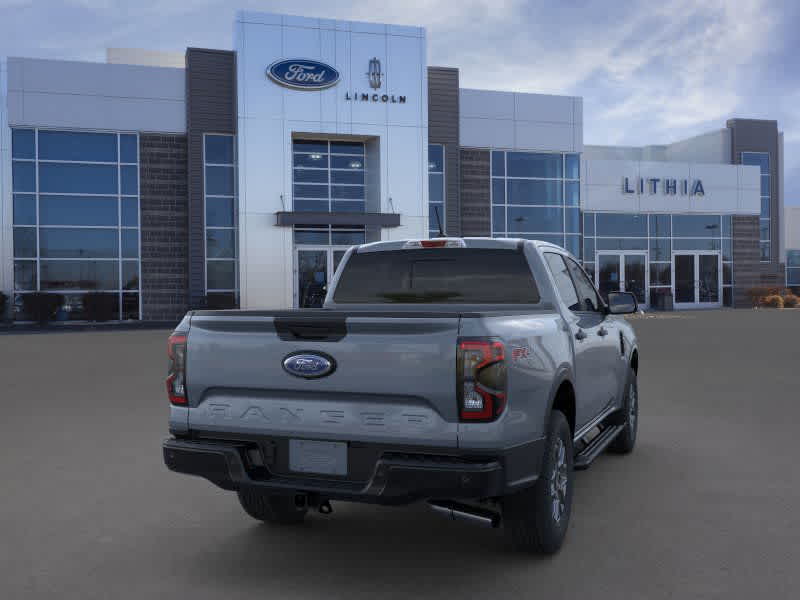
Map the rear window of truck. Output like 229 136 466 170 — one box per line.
333 248 540 304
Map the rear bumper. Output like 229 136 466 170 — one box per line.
163 437 544 504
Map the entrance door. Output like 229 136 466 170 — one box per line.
672 252 721 309
596 252 648 308
295 247 352 308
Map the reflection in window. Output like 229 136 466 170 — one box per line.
204 134 238 299
292 139 365 213
428 144 445 237
491 151 580 254
10 128 141 320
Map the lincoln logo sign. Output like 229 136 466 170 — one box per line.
623 177 705 196
267 59 340 90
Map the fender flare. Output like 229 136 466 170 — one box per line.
546 363 575 415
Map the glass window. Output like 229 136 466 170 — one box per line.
583 212 595 236
207 260 236 290
583 237 595 262
565 207 580 234
741 152 769 174
649 214 671 237
331 156 363 170
293 168 328 184
565 181 579 206
760 242 770 262
294 153 329 168
121 229 138 258
544 253 579 310
121 165 138 195
723 263 732 285
330 141 364 155
564 256 601 312
120 135 138 163
759 219 770 241
206 229 236 258
596 238 647 251
491 151 505 177
492 207 505 234
13 194 36 225
121 198 139 227
507 206 564 233
14 261 37 290
13 228 36 258
333 248 540 304
40 195 118 226
565 234 581 258
39 163 118 194
723 287 732 307
38 131 117 162
40 260 119 290
12 129 35 159
492 179 505 205
649 238 671 261
206 166 235 196
294 184 328 199
787 250 800 268
294 199 328 212
565 154 580 180
761 197 770 219
12 161 36 192
331 185 364 200
428 145 444 172
206 197 234 227
39 228 118 258
596 213 647 237
294 229 329 245
673 238 721 251
331 170 364 185
122 261 139 290
507 179 562 205
650 263 671 286
507 152 562 178
122 293 140 320
672 214 721 237
760 175 770 197
205 135 234 164
721 215 732 237
332 200 365 213
331 230 366 245
428 173 444 204
293 140 328 154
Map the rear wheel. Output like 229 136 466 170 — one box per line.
502 410 574 554
237 488 308 524
608 367 638 454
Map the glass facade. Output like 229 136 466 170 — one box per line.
428 144 445 237
292 140 365 213
787 250 800 289
491 150 580 258
742 152 770 261
11 128 141 320
204 134 238 300
583 213 733 307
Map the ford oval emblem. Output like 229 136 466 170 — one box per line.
267 59 340 90
282 351 336 379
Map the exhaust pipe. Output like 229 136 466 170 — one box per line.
428 500 500 528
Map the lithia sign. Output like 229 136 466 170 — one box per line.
623 177 705 196
267 57 406 103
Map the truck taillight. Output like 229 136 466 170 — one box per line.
457 338 506 422
166 333 187 406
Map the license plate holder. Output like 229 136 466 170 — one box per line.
288 439 348 476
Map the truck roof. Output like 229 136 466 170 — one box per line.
355 237 565 253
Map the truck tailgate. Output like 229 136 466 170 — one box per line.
185 312 460 447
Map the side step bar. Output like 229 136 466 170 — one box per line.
573 424 624 470
428 500 501 528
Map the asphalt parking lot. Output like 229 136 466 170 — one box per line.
1 309 799 599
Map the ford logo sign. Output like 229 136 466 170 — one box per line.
282 352 336 379
267 59 340 90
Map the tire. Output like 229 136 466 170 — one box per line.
502 410 574 554
237 488 308 525
608 367 638 454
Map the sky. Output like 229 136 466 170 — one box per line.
1 0 799 205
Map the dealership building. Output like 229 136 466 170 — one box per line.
0 11 795 321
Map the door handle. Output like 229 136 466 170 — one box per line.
575 329 587 341
598 326 609 337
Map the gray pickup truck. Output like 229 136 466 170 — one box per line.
163 238 639 554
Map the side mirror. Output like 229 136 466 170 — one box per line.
607 291 638 315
